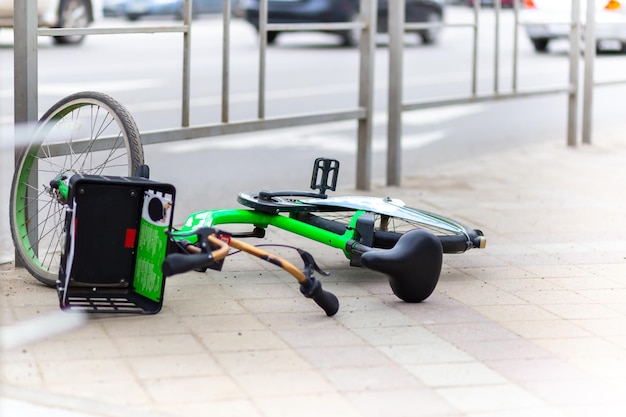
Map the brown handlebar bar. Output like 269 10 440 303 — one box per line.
206 235 230 261
185 234 307 284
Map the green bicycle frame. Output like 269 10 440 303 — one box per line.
174 209 366 259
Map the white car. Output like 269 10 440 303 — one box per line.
0 0 102 45
520 0 626 53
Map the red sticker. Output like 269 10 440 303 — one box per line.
124 229 137 248
218 233 231 245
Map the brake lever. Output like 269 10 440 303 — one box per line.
296 249 330 278
295 249 338 316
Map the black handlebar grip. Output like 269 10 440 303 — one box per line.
162 253 214 277
301 278 339 316
312 287 339 317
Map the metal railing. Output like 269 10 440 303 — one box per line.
13 0 626 190
386 0 578 184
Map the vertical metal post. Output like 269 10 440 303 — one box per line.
222 0 231 123
493 0 500 94
13 0 39 268
356 0 376 191
387 0 404 186
471 0 479 95
512 0 519 92
13 0 38 128
567 0 581 147
258 0 267 119
582 0 595 145
181 0 192 127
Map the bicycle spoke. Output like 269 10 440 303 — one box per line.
37 200 64 270
86 153 128 175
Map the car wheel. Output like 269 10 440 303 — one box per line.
531 38 549 53
176 0 199 20
53 0 90 45
340 14 360 47
267 31 279 44
418 11 441 45
126 13 141 21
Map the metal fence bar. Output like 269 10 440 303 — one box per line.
141 108 366 145
567 0 582 147
402 86 574 111
356 0 376 191
387 0 404 186
404 22 472 30
266 22 363 31
512 0 520 92
258 0 267 119
582 0 596 145
37 26 189 35
494 0 500 94
471 1 480 95
38 108 366 156
12 0 39 268
181 0 192 127
222 0 231 123
13 0 38 127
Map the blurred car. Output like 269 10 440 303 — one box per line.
0 0 102 45
117 0 235 21
103 0 129 16
520 0 626 53
238 0 445 46
467 0 515 7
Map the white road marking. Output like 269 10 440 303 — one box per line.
163 129 446 154
160 104 483 154
37 79 164 95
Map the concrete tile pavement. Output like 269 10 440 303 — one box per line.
2 137 626 417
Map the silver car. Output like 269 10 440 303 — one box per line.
0 0 102 45
520 0 626 53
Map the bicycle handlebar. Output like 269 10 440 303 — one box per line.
163 231 339 316
228 238 339 316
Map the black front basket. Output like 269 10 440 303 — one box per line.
58 174 176 314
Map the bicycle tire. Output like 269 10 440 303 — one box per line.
293 205 485 254
238 192 485 252
10 91 144 287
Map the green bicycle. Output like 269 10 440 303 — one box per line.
10 91 485 315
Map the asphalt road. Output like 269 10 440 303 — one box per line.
2 5 626 260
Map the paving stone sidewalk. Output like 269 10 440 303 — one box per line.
2 138 626 417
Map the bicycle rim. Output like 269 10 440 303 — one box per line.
315 210 464 237
10 91 144 286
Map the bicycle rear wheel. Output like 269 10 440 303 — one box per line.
10 91 144 286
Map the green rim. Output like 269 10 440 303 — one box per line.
13 149 43 270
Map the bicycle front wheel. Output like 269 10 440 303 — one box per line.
10 91 144 286
295 196 485 253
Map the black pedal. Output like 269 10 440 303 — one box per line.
310 158 339 195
